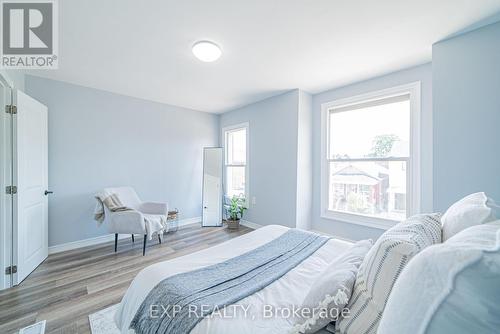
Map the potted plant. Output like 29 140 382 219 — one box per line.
225 195 247 229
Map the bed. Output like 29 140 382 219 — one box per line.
114 225 353 334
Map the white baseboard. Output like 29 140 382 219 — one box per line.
48 216 202 254
240 219 263 230
48 233 128 254
177 216 201 228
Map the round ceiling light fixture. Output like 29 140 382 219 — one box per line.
192 41 222 62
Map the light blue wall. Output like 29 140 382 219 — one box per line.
219 90 300 228
433 21 500 211
311 63 434 240
25 76 219 246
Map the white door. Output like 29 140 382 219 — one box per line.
202 148 222 227
13 90 48 284
0 77 13 290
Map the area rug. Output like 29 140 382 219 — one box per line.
89 304 120 334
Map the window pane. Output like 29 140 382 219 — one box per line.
328 161 407 221
329 98 410 159
226 128 246 165
226 166 246 198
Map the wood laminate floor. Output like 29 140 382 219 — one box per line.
0 224 252 334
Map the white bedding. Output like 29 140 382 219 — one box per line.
115 225 353 334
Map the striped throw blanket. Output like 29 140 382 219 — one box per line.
130 229 329 334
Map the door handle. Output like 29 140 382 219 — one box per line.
44 190 53 195
204 206 207 209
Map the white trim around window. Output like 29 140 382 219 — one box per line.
221 122 249 203
320 82 421 230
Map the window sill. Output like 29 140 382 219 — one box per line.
320 210 401 230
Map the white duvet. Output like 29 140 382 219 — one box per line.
115 225 352 334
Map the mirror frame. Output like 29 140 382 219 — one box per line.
201 147 223 227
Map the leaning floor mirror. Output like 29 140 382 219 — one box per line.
202 147 223 227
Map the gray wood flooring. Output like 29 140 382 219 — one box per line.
0 224 252 334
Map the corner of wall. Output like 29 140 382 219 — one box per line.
0 70 25 91
216 113 222 146
295 90 313 230
435 12 500 44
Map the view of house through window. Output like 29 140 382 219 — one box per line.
224 126 247 199
327 94 410 221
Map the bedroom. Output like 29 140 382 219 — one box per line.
0 0 499 333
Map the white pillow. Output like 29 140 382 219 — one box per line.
336 213 442 334
291 240 372 334
378 221 500 334
441 192 498 241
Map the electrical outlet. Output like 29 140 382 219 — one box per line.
252 196 256 205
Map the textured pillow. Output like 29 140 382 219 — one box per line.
378 221 500 334
336 213 442 334
441 192 498 241
291 240 373 334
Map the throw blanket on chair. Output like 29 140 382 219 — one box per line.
93 192 166 240
130 229 329 334
94 193 132 224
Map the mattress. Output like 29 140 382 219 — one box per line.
115 225 353 334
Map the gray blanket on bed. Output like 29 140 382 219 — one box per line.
130 229 329 334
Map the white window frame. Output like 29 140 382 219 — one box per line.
320 82 421 229
222 122 249 203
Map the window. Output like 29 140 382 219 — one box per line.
223 123 248 200
321 83 421 229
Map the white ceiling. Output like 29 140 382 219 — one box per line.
28 0 500 113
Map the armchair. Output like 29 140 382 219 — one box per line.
102 187 168 255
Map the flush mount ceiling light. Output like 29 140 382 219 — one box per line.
192 41 221 62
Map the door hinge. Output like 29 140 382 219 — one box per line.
5 105 17 114
5 265 17 275
6 185 17 194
